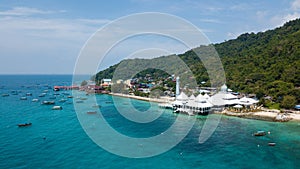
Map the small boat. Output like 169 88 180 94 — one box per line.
87 111 97 114
18 123 32 127
20 97 27 100
41 101 55 105
52 106 62 110
268 142 276 146
32 98 39 102
92 104 101 108
26 93 32 96
67 96 73 98
39 93 46 97
80 97 88 100
254 131 266 136
59 99 67 103
2 93 9 97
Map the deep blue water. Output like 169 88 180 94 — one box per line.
0 75 299 169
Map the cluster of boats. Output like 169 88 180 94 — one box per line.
253 131 276 146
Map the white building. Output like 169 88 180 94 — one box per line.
169 79 258 115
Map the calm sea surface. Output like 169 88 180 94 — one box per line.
0 75 299 169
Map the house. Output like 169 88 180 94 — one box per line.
101 79 112 87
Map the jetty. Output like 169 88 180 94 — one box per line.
53 85 79 91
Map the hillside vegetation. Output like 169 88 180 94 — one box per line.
94 19 300 107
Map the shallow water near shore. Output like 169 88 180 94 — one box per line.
0 75 299 169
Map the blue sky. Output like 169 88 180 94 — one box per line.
0 0 300 74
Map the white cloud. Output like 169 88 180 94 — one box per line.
256 0 300 30
0 7 112 74
0 7 65 16
291 0 300 10
199 18 221 24
270 12 300 27
227 32 238 39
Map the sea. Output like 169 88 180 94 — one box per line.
0 75 299 169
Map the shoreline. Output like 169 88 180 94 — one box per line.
107 92 300 122
109 92 175 103
216 110 300 122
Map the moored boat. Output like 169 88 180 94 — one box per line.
20 97 27 100
2 93 9 97
254 131 266 136
92 104 101 108
39 93 46 97
41 100 55 105
18 123 32 127
32 98 39 102
87 111 97 114
268 142 276 146
59 99 67 103
52 106 62 110
80 97 88 100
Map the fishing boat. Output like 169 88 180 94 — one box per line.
254 131 266 136
18 123 32 127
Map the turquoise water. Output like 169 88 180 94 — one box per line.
0 75 299 169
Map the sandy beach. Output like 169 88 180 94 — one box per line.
220 109 300 122
109 92 175 103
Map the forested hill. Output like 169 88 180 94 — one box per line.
94 18 300 104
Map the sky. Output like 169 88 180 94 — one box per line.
0 0 300 74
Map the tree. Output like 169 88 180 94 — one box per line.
280 95 297 109
81 80 88 86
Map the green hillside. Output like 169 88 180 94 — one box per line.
94 19 300 107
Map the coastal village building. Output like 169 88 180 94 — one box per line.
101 79 112 87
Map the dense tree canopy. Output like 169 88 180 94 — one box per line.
94 19 300 106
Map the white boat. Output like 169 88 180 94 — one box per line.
52 106 62 110
59 99 67 103
2 93 9 97
20 97 27 100
39 93 46 97
41 100 55 105
32 99 39 102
